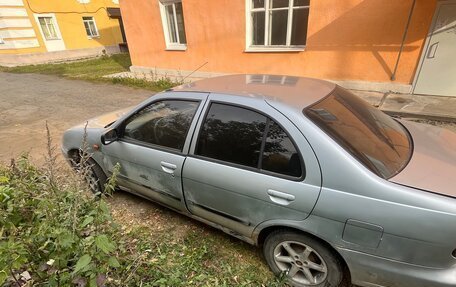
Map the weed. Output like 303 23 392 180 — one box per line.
0 126 285 286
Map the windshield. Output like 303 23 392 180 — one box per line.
304 86 412 179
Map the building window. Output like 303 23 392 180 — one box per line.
158 0 187 50
247 0 310 51
83 17 99 38
38 17 59 40
0 37 4 44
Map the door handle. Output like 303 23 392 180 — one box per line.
427 42 439 59
160 161 177 175
267 189 295 205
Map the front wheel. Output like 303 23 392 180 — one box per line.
84 158 107 194
263 230 343 287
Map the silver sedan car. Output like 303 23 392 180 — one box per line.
62 74 456 287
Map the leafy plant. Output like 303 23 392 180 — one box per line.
0 125 286 286
0 125 122 286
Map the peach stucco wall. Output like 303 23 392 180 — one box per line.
120 0 436 84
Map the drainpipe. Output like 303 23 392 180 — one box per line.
391 0 416 81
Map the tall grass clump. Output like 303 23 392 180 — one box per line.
0 124 121 286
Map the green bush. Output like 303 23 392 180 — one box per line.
0 155 121 286
0 126 285 286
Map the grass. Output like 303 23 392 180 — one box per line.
0 54 179 91
0 153 286 286
108 191 286 286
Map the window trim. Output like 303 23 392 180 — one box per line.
192 100 306 181
118 99 201 154
245 0 309 52
158 0 187 51
82 16 100 38
37 16 60 40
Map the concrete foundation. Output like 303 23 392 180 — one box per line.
0 45 121 67
129 65 413 94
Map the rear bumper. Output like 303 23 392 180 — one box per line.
338 248 456 287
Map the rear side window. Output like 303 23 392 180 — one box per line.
196 103 303 178
123 100 198 151
262 120 302 177
196 103 267 168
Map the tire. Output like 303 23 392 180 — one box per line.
263 230 343 287
85 158 107 194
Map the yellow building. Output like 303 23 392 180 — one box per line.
0 0 125 66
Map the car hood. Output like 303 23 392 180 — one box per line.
389 120 456 198
81 107 133 129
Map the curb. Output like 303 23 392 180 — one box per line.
381 109 456 123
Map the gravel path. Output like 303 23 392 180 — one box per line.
0 72 151 162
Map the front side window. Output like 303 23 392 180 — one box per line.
123 100 198 151
38 17 59 40
304 87 412 179
248 0 310 49
83 17 99 37
159 0 187 49
196 103 303 178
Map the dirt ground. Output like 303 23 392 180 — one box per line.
0 72 151 163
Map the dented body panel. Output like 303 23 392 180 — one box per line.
62 75 456 287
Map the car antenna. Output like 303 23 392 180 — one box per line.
182 61 209 82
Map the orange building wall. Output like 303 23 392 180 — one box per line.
120 0 436 84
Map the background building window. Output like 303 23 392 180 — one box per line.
38 17 59 40
159 0 187 50
83 17 99 37
248 0 310 49
0 37 4 44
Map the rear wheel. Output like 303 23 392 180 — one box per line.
263 230 343 287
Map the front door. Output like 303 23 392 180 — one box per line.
183 95 322 237
414 1 456 96
102 94 207 211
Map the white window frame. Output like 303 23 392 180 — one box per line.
37 16 60 40
158 0 187 51
83 16 100 38
245 0 309 52
0 37 4 44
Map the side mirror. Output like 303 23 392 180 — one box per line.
101 129 118 145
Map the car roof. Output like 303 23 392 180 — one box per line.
171 74 336 109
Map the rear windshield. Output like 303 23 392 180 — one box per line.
304 86 411 179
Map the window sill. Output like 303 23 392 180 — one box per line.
165 45 187 51
88 36 100 39
244 46 305 53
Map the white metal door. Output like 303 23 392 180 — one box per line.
414 1 456 96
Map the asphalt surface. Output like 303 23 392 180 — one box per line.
0 72 151 163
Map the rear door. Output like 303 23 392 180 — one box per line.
102 92 208 211
182 94 322 237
